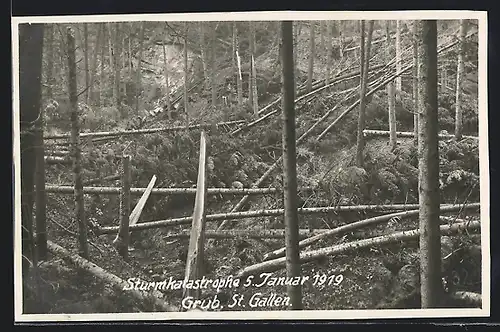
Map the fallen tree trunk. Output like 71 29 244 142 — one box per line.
363 129 478 140
84 174 121 186
216 86 361 231
97 203 478 235
44 120 246 140
163 229 331 240
262 203 480 261
44 156 71 164
44 185 308 196
236 219 481 278
316 32 477 142
231 66 377 136
46 240 176 312
316 63 414 141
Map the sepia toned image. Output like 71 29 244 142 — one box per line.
12 11 489 322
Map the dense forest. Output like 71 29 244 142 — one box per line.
17 18 482 315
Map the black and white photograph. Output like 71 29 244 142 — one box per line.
12 11 489 321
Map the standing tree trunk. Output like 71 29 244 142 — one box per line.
413 21 420 144
234 23 243 109
35 102 47 260
98 24 105 107
248 22 254 107
135 23 144 114
339 21 344 59
418 20 442 308
306 22 315 92
280 21 302 310
232 22 236 78
320 21 325 56
293 22 300 99
19 23 44 275
387 21 397 150
359 21 365 91
83 24 89 103
185 22 190 122
395 20 402 91
440 66 448 93
114 23 122 116
67 27 89 259
107 23 114 98
199 22 207 80
454 19 467 140
128 23 133 78
88 23 102 106
211 22 216 109
162 30 172 119
45 24 54 100
113 155 131 259
356 21 374 167
250 23 258 116
325 21 332 86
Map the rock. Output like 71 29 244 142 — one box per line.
152 274 162 282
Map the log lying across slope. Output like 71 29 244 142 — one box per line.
163 229 331 240
236 219 481 278
263 203 480 261
44 185 309 196
44 120 246 140
363 129 479 140
46 240 176 312
97 203 477 235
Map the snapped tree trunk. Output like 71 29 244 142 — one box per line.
67 27 89 259
182 131 208 303
19 23 44 274
307 22 315 92
418 20 442 308
395 20 402 91
454 19 467 140
355 20 374 167
387 21 397 150
413 21 419 144
281 21 302 310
